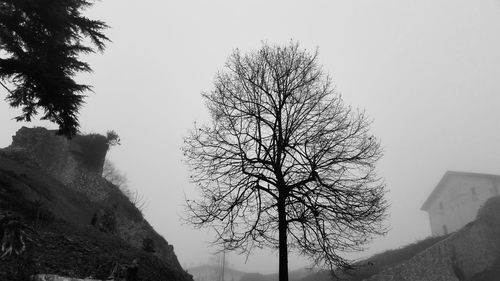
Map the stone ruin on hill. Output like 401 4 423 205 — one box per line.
0 126 191 280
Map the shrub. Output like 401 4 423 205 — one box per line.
142 238 155 253
477 196 500 233
477 196 500 228
106 130 121 147
0 212 33 257
99 208 117 234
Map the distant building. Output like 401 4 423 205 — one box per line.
421 171 500 236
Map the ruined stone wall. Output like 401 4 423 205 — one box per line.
6 127 109 202
365 221 499 281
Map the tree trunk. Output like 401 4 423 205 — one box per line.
278 196 288 281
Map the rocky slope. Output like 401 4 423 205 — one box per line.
0 127 192 281
365 202 500 281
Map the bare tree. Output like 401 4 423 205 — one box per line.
183 42 387 281
102 159 128 189
102 159 148 213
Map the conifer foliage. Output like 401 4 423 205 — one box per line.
0 0 109 137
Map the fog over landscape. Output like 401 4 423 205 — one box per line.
1 0 500 275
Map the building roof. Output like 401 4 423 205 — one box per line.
420 171 500 211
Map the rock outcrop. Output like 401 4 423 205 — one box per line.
0 127 192 281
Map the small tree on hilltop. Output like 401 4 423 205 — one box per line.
183 42 388 281
106 130 121 147
0 0 109 137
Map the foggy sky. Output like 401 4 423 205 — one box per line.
1 0 500 274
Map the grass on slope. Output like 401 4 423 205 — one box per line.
297 234 449 281
0 220 188 281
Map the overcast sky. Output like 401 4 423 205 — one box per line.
1 0 500 274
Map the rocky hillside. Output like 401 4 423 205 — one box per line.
0 127 192 281
365 197 500 281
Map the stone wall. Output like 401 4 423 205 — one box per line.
365 221 499 281
6 127 108 202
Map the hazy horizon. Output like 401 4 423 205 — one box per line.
2 0 500 274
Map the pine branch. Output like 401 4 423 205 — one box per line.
0 80 13 95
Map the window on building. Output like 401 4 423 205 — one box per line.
443 225 448 235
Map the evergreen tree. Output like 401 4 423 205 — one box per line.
0 0 109 137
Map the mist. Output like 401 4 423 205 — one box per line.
1 0 500 276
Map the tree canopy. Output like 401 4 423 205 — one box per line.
183 42 388 281
0 0 109 137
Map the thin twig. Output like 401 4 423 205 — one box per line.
0 80 14 95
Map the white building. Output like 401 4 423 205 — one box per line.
421 171 500 236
